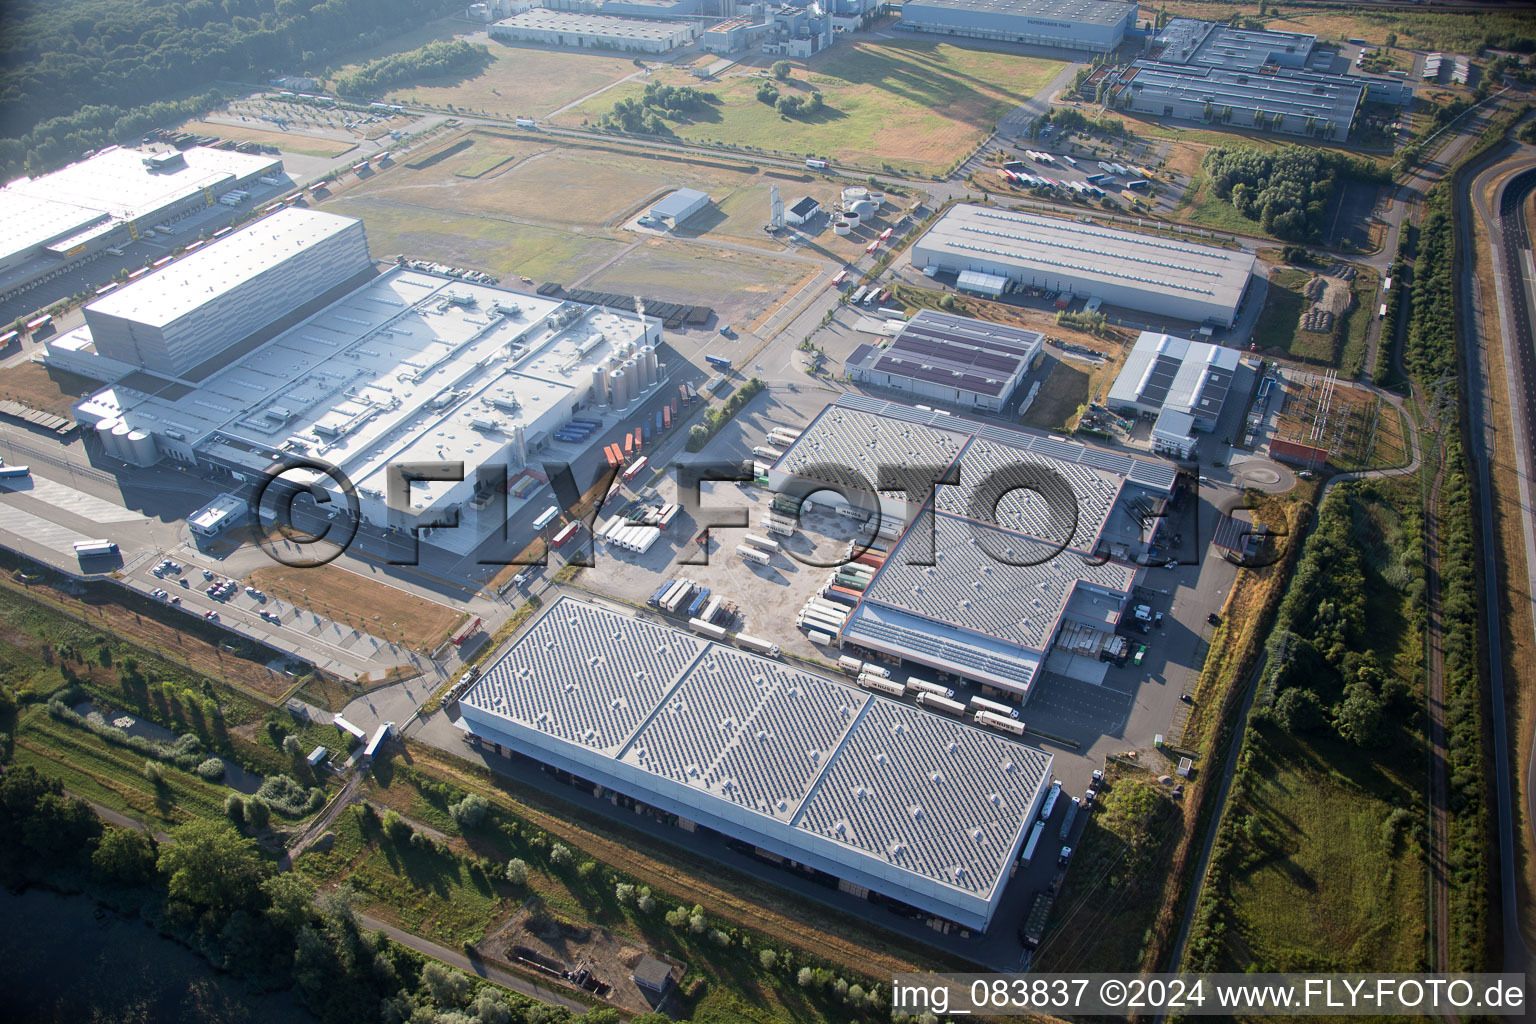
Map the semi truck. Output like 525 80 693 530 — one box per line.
1020 820 1046 867
1038 780 1063 821
73 539 118 558
734 633 781 658
737 544 771 566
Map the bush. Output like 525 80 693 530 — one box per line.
505 857 529 885
449 793 489 830
636 886 656 913
195 757 226 781
772 60 792 80
383 809 412 844
143 760 163 785
759 948 778 969
616 883 636 905
256 774 324 817
549 842 573 867
224 793 245 824
244 797 271 830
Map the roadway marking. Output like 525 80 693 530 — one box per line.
0 475 143 523
0 505 96 556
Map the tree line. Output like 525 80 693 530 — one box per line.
596 81 713 136
0 0 459 177
1201 145 1389 240
333 39 489 99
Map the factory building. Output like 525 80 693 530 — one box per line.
1106 61 1363 141
82 209 371 378
489 10 697 52
1107 331 1241 458
1151 19 1319 71
457 596 1054 933
910 204 1255 328
786 196 821 226
0 146 284 303
845 309 1042 412
540 0 703 16
898 0 1136 53
766 395 1178 698
644 188 712 229
52 211 665 553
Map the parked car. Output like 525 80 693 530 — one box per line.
1132 645 1147 667
1207 612 1222 626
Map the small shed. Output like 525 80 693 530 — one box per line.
631 954 675 994
306 745 328 768
647 188 711 229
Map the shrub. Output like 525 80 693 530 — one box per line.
195 757 225 781
449 793 489 830
224 793 245 824
636 886 656 913
256 774 324 817
549 842 573 867
143 760 163 785
616 883 636 905
797 966 814 988
772 60 792 80
759 948 778 969
244 796 271 829
505 858 529 885
708 928 731 947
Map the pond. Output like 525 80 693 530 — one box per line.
73 700 265 795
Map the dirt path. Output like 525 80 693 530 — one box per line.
1423 447 1455 987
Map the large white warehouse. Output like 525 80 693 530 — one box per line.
909 204 1256 328
51 210 666 554
0 146 284 302
489 10 697 52
458 596 1054 932
82 208 371 378
845 309 1042 412
898 0 1136 53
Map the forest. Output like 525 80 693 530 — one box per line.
332 39 489 99
1201 145 1389 240
0 0 458 177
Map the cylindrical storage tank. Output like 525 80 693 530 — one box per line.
850 200 875 219
639 345 657 388
833 222 852 236
124 429 157 466
591 366 609 406
841 186 867 206
110 421 133 460
610 369 627 408
843 211 861 226
96 417 123 459
868 191 886 208
622 359 637 393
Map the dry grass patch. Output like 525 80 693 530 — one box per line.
179 120 357 158
0 362 100 418
246 564 463 653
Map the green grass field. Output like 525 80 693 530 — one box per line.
13 706 236 829
1340 265 1381 378
1253 267 1330 361
329 35 639 119
298 810 508 948
322 195 628 281
556 40 1064 176
1207 481 1427 974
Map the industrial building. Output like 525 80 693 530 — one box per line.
786 196 821 226
457 596 1055 932
49 210 666 554
0 146 284 303
1151 19 1320 71
898 0 1136 53
489 10 697 52
910 204 1256 328
845 309 1042 412
1107 331 1241 458
644 188 711 229
82 209 371 378
766 395 1178 698
1106 61 1364 140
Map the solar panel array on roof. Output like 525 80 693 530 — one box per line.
458 597 1052 928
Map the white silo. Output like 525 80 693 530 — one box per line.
868 191 886 208
96 417 123 459
833 221 853 236
591 366 609 406
841 186 868 207
110 421 133 460
850 200 876 220
609 369 628 408
639 345 657 389
124 429 158 467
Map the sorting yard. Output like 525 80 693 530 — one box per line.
555 40 1065 177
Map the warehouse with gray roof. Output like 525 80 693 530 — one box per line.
489 9 697 51
845 309 1042 412
457 596 1054 932
910 204 1256 328
898 0 1136 53
766 395 1178 697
